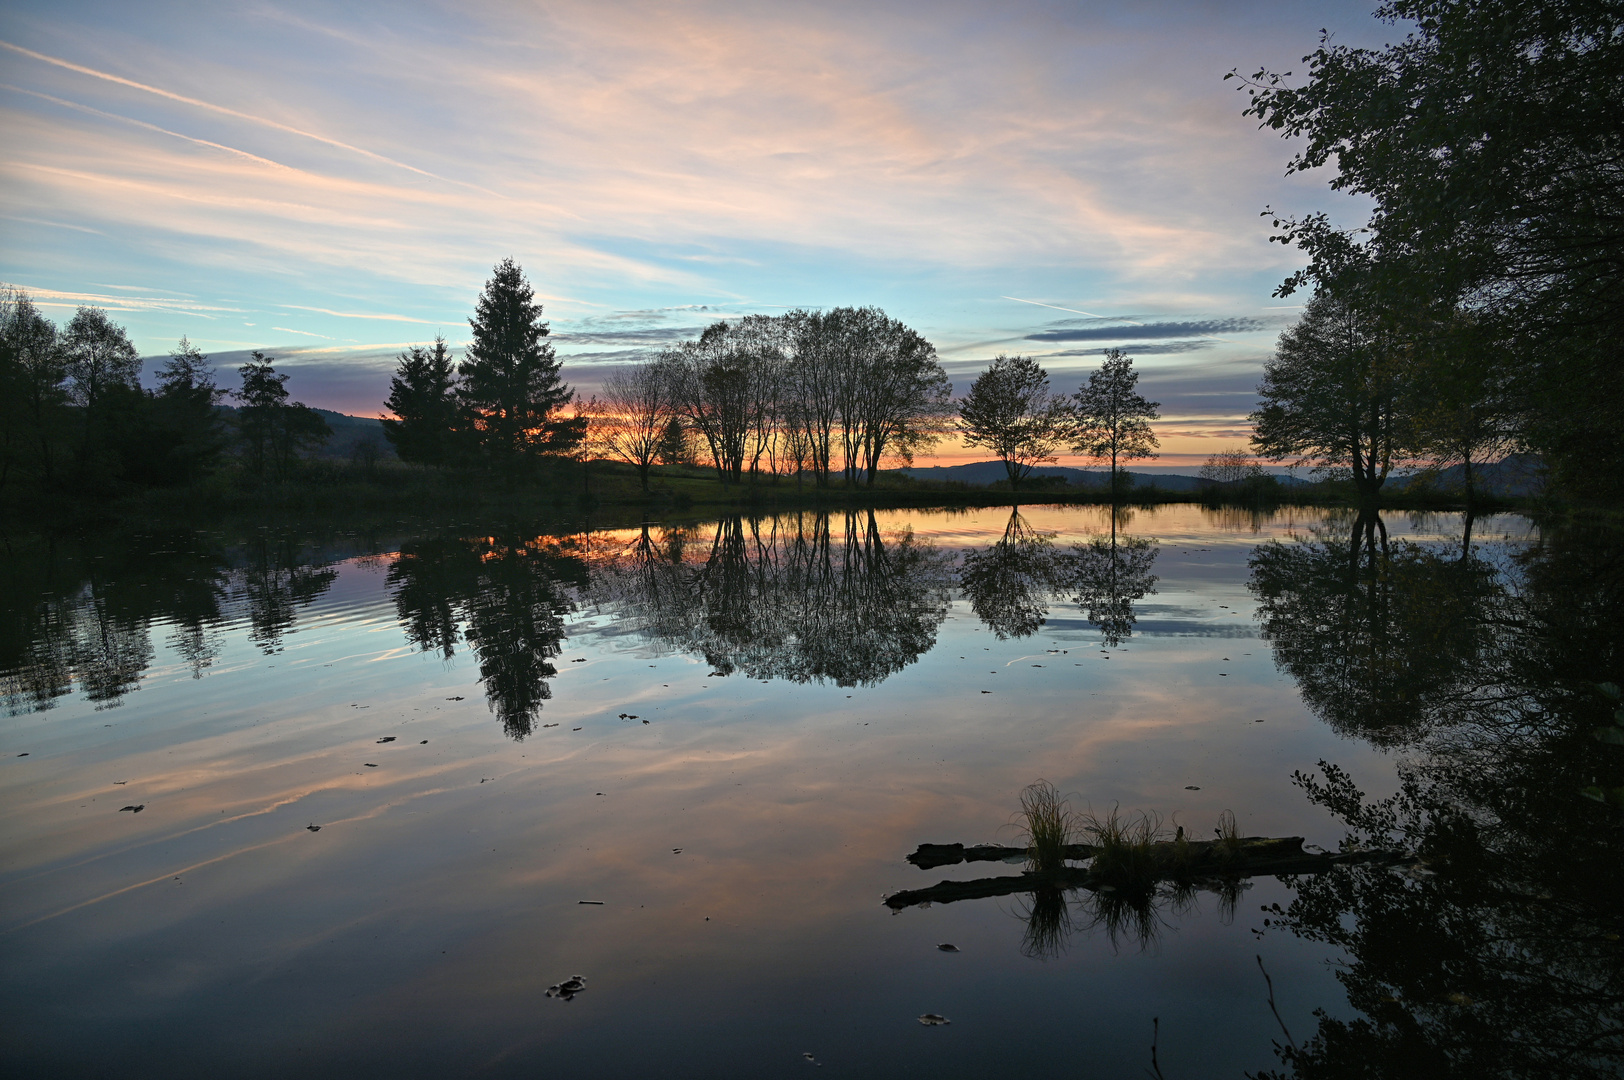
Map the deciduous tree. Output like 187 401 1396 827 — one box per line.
590 362 673 492
957 354 1072 488
1251 294 1419 501
1071 349 1159 497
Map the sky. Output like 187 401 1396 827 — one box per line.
0 0 1393 470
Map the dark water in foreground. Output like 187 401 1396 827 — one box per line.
2 505 1620 1079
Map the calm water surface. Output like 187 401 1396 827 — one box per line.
3 504 1613 1078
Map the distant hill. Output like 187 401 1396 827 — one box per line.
214 404 394 461
309 408 393 460
1386 453 1545 497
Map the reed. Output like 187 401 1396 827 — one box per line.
1214 809 1242 860
1082 804 1165 888
1016 780 1078 873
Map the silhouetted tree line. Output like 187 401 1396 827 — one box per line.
1248 515 1624 1079
383 258 585 479
576 308 954 491
1236 0 1623 502
0 286 336 495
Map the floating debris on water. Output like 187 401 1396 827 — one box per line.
377 737 396 743
307 824 321 832
917 1013 950 1026
546 975 587 1000
936 943 959 952
364 763 378 768
578 900 604 905
1185 786 1200 790
445 696 464 701
118 805 144 813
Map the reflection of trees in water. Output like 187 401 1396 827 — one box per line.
1249 509 1502 746
239 534 339 655
1 532 333 714
387 535 587 739
590 511 953 686
959 509 1069 639
958 507 1158 645
1068 531 1159 647
1254 519 1624 1079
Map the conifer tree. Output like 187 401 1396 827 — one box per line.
383 335 463 466
458 259 581 472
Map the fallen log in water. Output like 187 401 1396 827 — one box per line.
886 836 1406 910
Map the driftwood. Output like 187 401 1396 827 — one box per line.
886 836 1406 910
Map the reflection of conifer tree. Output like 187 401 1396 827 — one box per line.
1257 523 1624 1080
235 536 338 655
958 508 1068 639
461 538 584 738
1065 509 1159 647
387 538 476 660
589 511 952 687
1248 510 1499 746
388 534 587 739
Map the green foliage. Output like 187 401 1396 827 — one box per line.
1236 0 1624 500
1081 803 1163 891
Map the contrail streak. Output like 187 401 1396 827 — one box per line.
1001 296 1142 325
0 39 503 197
0 82 294 171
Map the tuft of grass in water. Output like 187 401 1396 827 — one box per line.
1017 780 1078 873
1214 809 1242 860
1082 804 1165 889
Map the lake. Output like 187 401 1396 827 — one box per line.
3 504 1618 1079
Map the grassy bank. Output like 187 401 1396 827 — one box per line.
2 456 1552 531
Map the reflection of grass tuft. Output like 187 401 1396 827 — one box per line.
1018 780 1077 873
1018 886 1074 959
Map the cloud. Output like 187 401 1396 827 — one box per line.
1045 341 1217 356
1025 318 1272 343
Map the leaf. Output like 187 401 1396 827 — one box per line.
1592 727 1624 745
